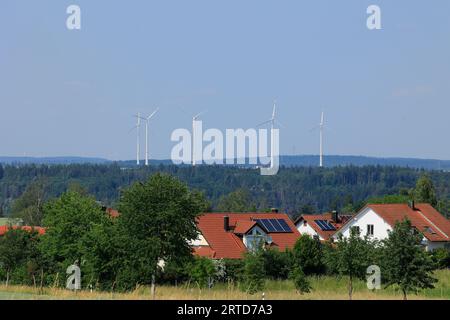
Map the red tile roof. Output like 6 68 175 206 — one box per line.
296 213 351 240
366 203 450 242
194 213 300 259
0 225 46 236
106 208 120 218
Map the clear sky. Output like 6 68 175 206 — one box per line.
1 0 450 160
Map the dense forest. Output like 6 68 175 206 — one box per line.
0 163 449 217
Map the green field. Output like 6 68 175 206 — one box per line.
0 270 449 300
0 218 10 226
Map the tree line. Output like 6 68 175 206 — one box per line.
1 163 450 220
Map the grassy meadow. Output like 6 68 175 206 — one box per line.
0 269 448 300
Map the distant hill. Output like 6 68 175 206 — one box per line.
280 155 450 170
1 155 449 170
0 156 110 165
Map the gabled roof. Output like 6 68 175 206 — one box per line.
0 225 46 236
195 213 300 259
295 213 350 240
364 203 450 242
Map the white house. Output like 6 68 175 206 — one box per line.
294 211 352 241
332 202 450 251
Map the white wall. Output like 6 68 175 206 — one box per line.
296 220 323 240
190 233 209 246
334 207 392 241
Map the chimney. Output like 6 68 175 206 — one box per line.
224 216 230 232
408 200 416 210
271 208 279 213
332 210 339 223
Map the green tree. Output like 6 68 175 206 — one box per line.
216 188 256 212
11 179 48 226
292 235 325 275
188 257 216 288
414 174 437 206
0 164 4 180
116 173 208 290
381 219 437 300
326 229 375 300
289 265 311 294
39 191 116 288
242 248 265 294
0 228 42 286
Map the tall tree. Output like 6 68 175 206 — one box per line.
11 179 48 226
292 235 325 275
414 174 437 206
0 164 4 180
326 229 375 300
216 188 256 212
382 219 437 300
39 191 116 288
116 173 208 290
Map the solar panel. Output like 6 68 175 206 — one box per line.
269 219 283 231
314 219 336 231
277 219 292 232
256 219 276 232
255 219 292 233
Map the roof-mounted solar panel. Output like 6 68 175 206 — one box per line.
255 219 292 233
314 219 336 231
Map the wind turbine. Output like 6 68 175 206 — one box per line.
257 101 282 166
139 108 159 166
130 112 141 165
319 112 324 167
192 112 204 167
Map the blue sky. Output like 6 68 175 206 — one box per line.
1 0 450 160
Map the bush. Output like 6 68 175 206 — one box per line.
188 257 216 288
262 248 291 280
289 266 311 294
222 259 244 282
430 248 450 269
241 249 265 294
292 235 325 275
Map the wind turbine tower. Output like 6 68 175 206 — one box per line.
319 111 324 167
192 112 203 167
140 108 159 166
136 112 141 165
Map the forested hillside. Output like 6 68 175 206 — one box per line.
0 163 449 216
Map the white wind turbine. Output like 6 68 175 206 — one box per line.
192 111 204 167
319 111 324 167
257 101 282 166
139 108 159 166
130 112 141 165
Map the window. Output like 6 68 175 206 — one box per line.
367 224 374 236
351 226 360 235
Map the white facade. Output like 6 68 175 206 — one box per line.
243 225 271 251
334 207 392 241
333 207 448 251
296 220 324 240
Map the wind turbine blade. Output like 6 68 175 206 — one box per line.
147 107 159 120
320 112 324 125
272 102 276 120
256 119 272 127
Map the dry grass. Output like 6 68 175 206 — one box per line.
0 270 448 300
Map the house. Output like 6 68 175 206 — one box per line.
294 211 352 241
0 225 46 236
192 212 300 259
332 202 450 251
